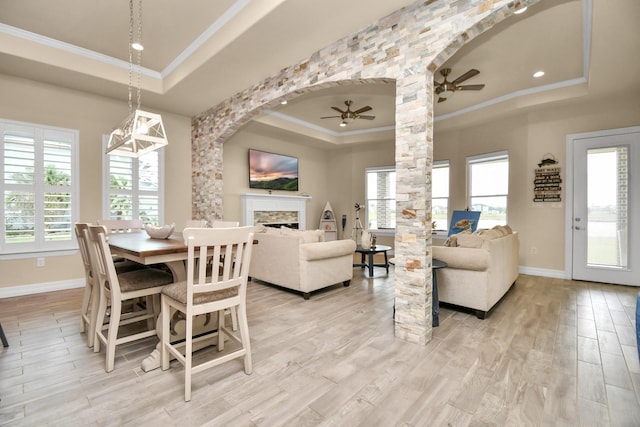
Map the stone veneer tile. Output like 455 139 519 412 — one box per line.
191 0 540 345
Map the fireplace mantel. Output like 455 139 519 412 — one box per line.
241 193 311 229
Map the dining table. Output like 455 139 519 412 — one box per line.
107 231 189 281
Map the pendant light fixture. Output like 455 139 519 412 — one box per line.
107 0 168 157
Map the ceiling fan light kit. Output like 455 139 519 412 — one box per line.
434 67 485 103
321 100 375 126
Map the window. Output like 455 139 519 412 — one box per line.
102 136 164 224
432 161 450 231
1 120 79 255
365 166 396 233
467 151 509 229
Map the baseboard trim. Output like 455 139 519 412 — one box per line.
0 267 568 299
0 278 85 299
519 266 567 279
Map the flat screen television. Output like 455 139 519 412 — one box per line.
248 149 299 191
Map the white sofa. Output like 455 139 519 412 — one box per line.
249 226 357 299
431 226 519 319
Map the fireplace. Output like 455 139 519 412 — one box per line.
241 193 311 229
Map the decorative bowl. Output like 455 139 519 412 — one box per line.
144 223 175 239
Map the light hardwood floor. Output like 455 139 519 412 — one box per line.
1 271 640 426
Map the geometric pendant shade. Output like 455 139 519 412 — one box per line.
107 109 168 157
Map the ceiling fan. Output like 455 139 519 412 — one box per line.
434 68 485 103
321 100 375 126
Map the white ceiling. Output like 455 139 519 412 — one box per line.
1 0 638 145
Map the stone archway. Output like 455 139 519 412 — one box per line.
191 0 540 345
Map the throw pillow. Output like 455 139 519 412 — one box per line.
263 226 280 235
456 233 485 248
477 228 502 240
444 236 457 247
279 227 323 243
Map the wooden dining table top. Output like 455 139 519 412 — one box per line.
107 232 186 258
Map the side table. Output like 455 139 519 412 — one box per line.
354 244 392 277
432 258 448 327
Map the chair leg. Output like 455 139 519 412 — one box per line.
87 283 100 349
0 322 8 348
94 291 108 353
105 301 122 373
185 310 193 402
230 307 238 331
145 295 156 331
161 297 171 371
237 305 252 375
80 282 92 333
217 310 225 351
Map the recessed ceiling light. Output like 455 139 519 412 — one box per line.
280 100 288 105
533 71 545 78
131 42 144 51
514 6 528 15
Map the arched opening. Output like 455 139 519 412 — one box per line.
191 0 537 345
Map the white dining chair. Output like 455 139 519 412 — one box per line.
210 220 240 330
75 223 99 348
161 226 255 401
75 222 151 349
88 224 174 372
97 219 144 233
185 219 207 228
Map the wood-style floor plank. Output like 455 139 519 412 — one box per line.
1 272 640 426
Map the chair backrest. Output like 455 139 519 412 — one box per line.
87 224 122 299
185 219 207 228
210 220 240 228
74 223 93 281
97 219 143 233
183 226 254 308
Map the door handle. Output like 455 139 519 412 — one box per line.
574 226 583 230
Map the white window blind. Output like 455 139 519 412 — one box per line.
1 120 79 255
102 136 164 225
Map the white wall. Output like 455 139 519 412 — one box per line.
222 125 331 230
434 93 640 274
0 75 193 293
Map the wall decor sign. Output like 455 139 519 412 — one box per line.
533 154 562 202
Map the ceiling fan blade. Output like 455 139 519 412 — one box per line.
452 69 480 85
457 84 485 91
331 106 346 114
353 106 372 115
320 115 342 119
358 115 375 120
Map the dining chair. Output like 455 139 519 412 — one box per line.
88 224 174 372
210 220 240 330
75 223 100 348
185 219 207 228
97 219 144 233
76 222 147 349
161 226 255 401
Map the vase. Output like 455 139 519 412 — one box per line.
361 230 372 250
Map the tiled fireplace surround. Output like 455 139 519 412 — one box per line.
191 0 536 344
241 193 309 229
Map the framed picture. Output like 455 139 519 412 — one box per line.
448 210 481 236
